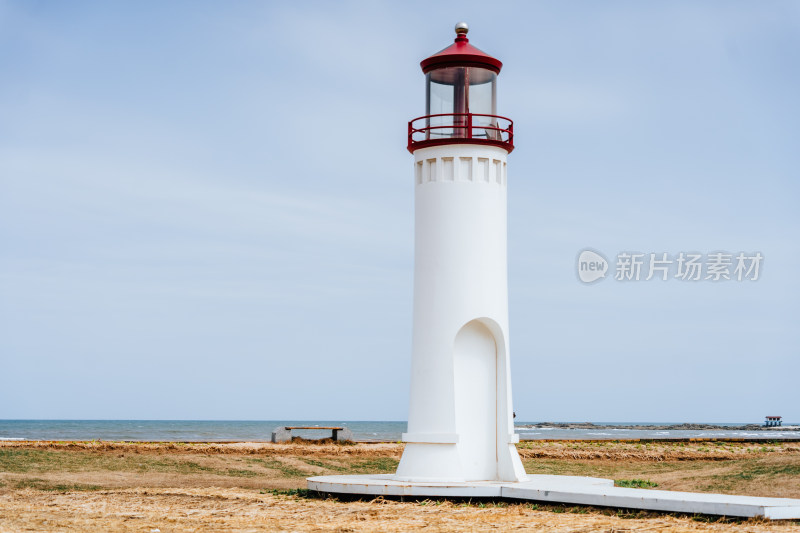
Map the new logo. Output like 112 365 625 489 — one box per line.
577 249 608 284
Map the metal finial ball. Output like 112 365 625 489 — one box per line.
455 22 468 35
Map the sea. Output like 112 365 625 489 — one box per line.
2 420 799 442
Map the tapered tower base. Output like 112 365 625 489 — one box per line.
401 144 525 483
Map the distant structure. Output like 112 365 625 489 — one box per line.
765 416 782 427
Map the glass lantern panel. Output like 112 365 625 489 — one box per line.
466 68 496 140
425 67 497 139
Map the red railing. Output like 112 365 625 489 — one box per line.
408 113 514 153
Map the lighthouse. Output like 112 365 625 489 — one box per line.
306 26 800 519
395 22 527 483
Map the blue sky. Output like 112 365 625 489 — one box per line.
1 1 798 423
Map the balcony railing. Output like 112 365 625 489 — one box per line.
408 113 514 153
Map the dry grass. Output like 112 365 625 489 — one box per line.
0 439 403 457
516 439 800 461
1 440 799 532
5 487 800 533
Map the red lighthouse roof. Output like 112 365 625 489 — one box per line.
420 23 503 74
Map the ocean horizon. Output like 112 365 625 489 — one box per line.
2 420 799 442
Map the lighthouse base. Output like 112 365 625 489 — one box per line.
307 474 800 519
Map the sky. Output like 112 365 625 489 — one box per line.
1 1 798 423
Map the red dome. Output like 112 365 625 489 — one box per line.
420 27 502 74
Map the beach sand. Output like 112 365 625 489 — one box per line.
1 440 799 532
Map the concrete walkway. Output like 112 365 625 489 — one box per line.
307 474 800 519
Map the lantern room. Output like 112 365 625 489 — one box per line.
408 23 513 152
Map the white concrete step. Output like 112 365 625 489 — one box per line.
307 474 800 519
504 481 800 520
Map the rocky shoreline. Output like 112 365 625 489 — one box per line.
519 422 796 431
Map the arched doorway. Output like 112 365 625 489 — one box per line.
453 319 497 480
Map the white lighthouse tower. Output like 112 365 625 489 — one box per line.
306 27 800 520
395 22 527 483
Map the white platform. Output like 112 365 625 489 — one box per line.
307 474 800 519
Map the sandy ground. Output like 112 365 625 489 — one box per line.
1 440 799 532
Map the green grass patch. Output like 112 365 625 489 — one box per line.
15 478 101 492
701 459 800 491
262 488 311 497
346 458 399 474
0 449 68 473
0 449 258 478
222 468 260 478
737 462 800 477
615 479 658 488
299 457 399 475
523 458 711 479
302 458 349 473
248 458 309 478
136 458 217 475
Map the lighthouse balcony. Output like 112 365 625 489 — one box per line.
408 113 514 153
